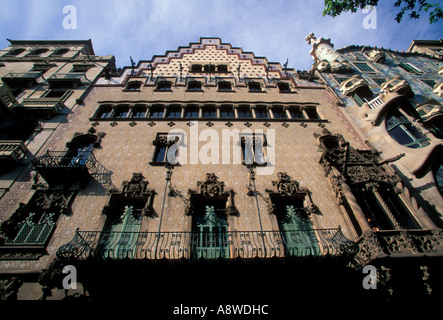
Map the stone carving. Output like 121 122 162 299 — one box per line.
102 173 155 217
317 133 402 188
367 49 386 64
267 172 318 215
339 75 371 97
305 33 354 73
380 76 414 98
0 277 22 300
186 173 237 217
197 173 225 196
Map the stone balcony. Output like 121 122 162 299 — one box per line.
0 140 28 172
1 71 44 88
47 72 89 88
13 97 65 118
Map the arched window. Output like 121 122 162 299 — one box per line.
3 48 25 57
51 48 69 56
27 48 49 56
386 109 430 148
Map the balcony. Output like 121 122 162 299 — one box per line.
13 97 65 118
0 140 28 172
32 150 97 186
47 72 89 88
56 228 358 260
1 72 43 88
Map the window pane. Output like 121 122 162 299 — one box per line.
185 107 199 118
150 107 164 118
272 108 287 119
98 107 112 118
389 126 415 145
238 107 252 119
132 107 146 118
255 107 268 119
288 107 304 119
220 106 234 118
305 108 319 120
154 146 166 162
167 107 181 118
203 107 216 118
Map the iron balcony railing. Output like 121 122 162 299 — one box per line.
56 228 358 260
32 150 97 170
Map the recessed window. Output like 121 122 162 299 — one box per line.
184 106 199 118
421 79 437 88
277 82 291 92
187 80 202 91
51 48 69 56
151 134 180 164
248 81 262 92
204 64 216 73
220 105 235 118
203 106 217 118
288 106 304 119
305 107 320 120
114 106 130 118
190 64 202 72
156 80 172 91
71 64 94 72
353 62 375 72
386 109 430 148
373 78 386 86
398 62 421 74
218 81 232 91
132 105 147 118
254 106 269 119
217 65 228 73
241 134 267 165
166 106 182 118
4 48 25 56
149 106 164 118
237 106 252 119
125 80 142 91
26 48 49 56
96 105 113 119
272 106 287 119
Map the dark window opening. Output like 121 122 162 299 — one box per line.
217 65 228 73
156 80 172 91
4 48 25 56
27 48 48 56
125 81 142 91
203 106 217 118
114 106 130 118
204 64 216 73
272 107 287 119
185 106 199 118
248 81 262 92
220 106 234 118
166 106 182 118
191 64 203 73
97 106 113 119
277 82 291 92
187 81 202 91
254 106 269 119
218 81 232 91
237 106 252 119
51 48 69 56
288 106 304 119
305 108 320 120
132 106 147 118
149 106 164 118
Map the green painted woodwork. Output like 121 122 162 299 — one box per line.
100 206 142 259
6 212 55 245
193 205 228 259
278 205 320 256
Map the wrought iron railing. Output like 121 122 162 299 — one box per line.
56 228 358 260
0 140 28 162
32 150 97 169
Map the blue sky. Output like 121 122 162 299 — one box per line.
0 0 442 70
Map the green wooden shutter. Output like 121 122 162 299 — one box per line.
194 205 228 259
279 205 319 256
100 206 142 259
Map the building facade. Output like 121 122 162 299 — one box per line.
307 33 443 298
0 37 442 304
